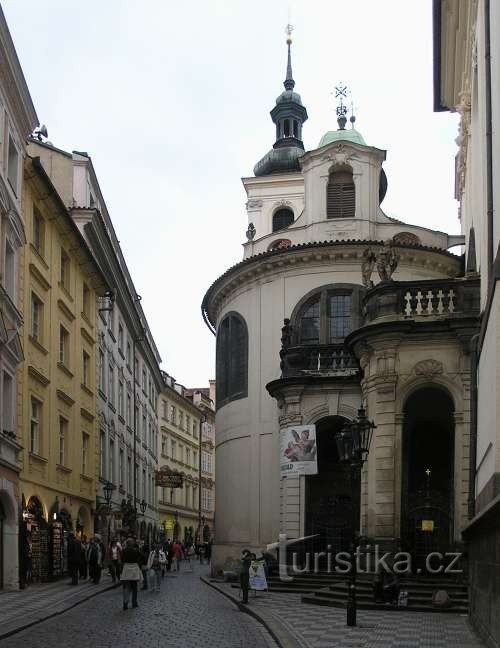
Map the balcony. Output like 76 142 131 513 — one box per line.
280 343 359 378
363 277 480 324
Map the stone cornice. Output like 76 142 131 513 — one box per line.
28 365 50 387
202 241 461 329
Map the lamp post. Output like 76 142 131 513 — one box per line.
335 406 376 627
103 480 116 545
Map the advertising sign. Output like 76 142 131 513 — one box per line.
280 425 318 476
155 468 184 488
249 560 268 591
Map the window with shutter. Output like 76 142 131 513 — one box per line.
216 312 248 408
326 169 355 219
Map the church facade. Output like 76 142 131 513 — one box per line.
202 35 479 575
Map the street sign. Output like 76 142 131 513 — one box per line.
155 468 184 488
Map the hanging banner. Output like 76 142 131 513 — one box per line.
280 425 318 476
249 559 268 591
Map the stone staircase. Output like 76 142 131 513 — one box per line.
263 572 469 613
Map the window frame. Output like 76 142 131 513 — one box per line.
272 207 294 232
326 166 356 219
290 284 364 347
216 311 248 409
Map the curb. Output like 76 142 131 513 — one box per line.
0 582 120 640
200 576 302 648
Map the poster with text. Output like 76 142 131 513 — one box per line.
280 425 318 476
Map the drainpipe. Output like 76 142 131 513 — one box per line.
132 338 137 523
468 334 479 519
485 0 494 271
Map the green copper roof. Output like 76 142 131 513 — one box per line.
318 128 366 148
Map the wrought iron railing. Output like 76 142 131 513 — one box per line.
280 344 359 378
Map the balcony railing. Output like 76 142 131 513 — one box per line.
280 344 359 378
363 278 480 324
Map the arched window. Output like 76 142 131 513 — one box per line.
293 285 363 345
326 167 355 219
216 312 248 408
272 208 294 232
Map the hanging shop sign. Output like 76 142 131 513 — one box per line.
280 425 318 476
155 467 184 488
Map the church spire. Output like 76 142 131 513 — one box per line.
253 25 308 176
284 24 295 91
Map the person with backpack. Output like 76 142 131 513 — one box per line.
147 543 167 592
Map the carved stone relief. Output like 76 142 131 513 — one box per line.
413 359 444 377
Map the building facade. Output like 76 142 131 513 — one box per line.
202 35 479 575
434 1 500 644
28 141 163 545
186 384 216 541
17 155 108 583
0 5 38 590
158 373 202 543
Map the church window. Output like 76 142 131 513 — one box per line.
326 168 355 219
272 208 294 232
295 285 361 345
216 312 248 408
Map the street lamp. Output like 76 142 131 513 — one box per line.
102 480 115 544
335 406 376 627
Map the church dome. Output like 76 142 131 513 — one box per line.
318 127 366 148
275 90 303 106
253 145 304 176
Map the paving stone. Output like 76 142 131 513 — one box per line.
1 564 277 648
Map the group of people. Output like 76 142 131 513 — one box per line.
67 533 107 585
68 533 212 610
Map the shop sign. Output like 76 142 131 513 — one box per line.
422 520 434 532
155 468 183 488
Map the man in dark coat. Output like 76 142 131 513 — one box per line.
67 534 82 585
240 549 255 604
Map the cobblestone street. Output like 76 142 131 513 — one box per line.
1 565 276 648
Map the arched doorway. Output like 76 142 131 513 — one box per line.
401 387 455 567
305 416 353 556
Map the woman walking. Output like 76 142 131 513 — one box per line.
147 543 167 592
120 538 142 610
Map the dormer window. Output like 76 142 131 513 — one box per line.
327 167 355 219
272 208 294 232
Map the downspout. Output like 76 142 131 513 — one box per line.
485 0 494 271
133 338 137 519
468 334 479 519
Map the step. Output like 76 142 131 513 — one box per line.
301 593 468 614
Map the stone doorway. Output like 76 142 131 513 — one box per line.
401 387 455 569
305 416 353 557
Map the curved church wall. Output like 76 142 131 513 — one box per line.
211 250 462 572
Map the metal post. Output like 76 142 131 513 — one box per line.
347 462 360 627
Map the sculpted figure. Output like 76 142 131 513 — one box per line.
361 248 376 288
376 245 399 282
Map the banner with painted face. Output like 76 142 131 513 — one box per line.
280 425 318 476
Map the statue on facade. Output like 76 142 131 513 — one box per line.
376 244 399 282
361 248 376 288
246 222 256 240
280 318 293 372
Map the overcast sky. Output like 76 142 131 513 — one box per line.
3 0 459 387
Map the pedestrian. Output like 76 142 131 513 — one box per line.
239 549 254 604
67 533 82 585
172 540 182 572
139 542 150 590
87 535 105 584
79 535 88 580
166 539 173 572
205 538 212 564
106 539 122 583
120 538 142 610
147 543 167 592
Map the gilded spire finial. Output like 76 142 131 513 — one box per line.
284 23 295 91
